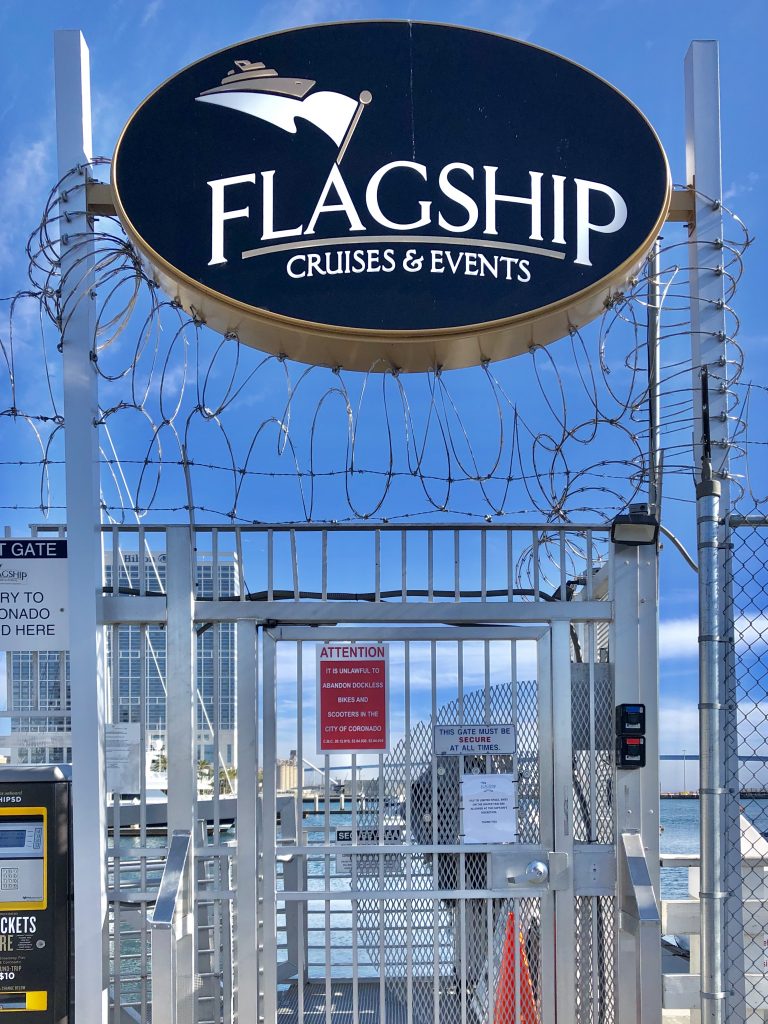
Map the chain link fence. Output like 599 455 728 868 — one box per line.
725 513 768 1021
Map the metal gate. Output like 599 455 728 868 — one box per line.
77 522 660 1024
264 625 563 1024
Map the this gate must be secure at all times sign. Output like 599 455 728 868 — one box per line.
316 643 389 753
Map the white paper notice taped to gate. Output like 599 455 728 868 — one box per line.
462 773 518 844
0 538 68 651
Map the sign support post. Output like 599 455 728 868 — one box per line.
54 30 108 1024
685 39 735 1024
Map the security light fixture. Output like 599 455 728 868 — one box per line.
610 503 659 547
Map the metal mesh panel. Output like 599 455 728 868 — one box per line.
725 518 768 1021
574 895 616 1024
571 664 614 844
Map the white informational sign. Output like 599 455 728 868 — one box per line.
462 773 518 844
3 732 72 750
0 538 68 651
335 826 403 876
106 723 142 793
434 723 516 756
762 933 768 972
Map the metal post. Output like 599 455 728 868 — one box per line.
55 30 108 1024
612 543 662 1024
166 526 196 1024
685 40 734 1023
647 240 661 511
697 466 724 1023
236 620 259 1016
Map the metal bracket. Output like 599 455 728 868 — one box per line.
85 179 116 217
666 188 696 228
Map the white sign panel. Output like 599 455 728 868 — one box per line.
462 773 518 844
762 933 768 972
435 723 516 756
335 826 403 876
0 539 68 651
106 723 142 793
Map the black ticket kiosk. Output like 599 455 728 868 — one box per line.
0 767 71 1022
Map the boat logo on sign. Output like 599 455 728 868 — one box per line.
195 58 372 161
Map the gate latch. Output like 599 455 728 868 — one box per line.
523 860 548 885
498 850 570 890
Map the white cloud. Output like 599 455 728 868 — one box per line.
0 134 53 271
659 617 698 660
724 172 760 202
141 0 164 28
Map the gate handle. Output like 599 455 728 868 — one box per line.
524 860 549 885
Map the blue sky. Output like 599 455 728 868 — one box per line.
0 0 766 788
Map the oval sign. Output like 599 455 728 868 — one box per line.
112 22 671 371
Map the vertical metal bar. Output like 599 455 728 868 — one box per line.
55 30 108 1023
430 640 439 1024
297 640 306 1008
404 640 413 1024
267 530 274 602
165 527 196 1024
351 751 358 1024
698 474 725 1024
685 39 738 1024
536 632 556 1024
457 640 467 1024
322 529 328 601
401 531 407 603
290 529 299 599
236 620 258 1018
647 240 661 510
454 530 460 602
378 739 386 1024
486 894 494 1024
513 895 521 1024
166 528 197 831
375 529 381 601
686 41 730 488
323 676 331 1024
428 531 434 602
262 630 278 1024
551 620 576 1021
638 540 662 1024
588 622 597 841
507 529 514 601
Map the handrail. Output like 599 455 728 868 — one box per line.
620 832 662 1023
151 830 191 928
150 830 194 1024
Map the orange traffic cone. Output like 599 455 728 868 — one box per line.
493 912 539 1023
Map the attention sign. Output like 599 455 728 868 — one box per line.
0 540 68 652
317 643 388 753
112 21 670 371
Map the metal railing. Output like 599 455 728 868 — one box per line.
619 832 662 1023
150 830 194 1024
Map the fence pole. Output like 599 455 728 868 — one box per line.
697 462 724 1024
55 30 109 1023
685 40 733 1023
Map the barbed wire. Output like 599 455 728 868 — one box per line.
0 164 758 532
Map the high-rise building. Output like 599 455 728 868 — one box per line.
6 550 237 769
